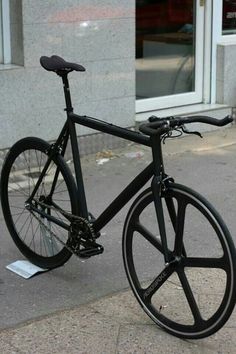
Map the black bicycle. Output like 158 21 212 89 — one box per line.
1 55 236 339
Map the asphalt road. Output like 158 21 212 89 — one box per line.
0 127 236 330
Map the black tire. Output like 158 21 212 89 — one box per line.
122 184 236 339
1 137 78 269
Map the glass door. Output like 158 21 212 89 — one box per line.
0 1 3 63
136 0 204 112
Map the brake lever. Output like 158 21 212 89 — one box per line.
182 125 203 138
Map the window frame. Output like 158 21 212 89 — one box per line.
215 0 236 41
0 0 11 64
135 0 206 113
222 0 236 36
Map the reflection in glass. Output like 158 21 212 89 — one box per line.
136 0 195 99
0 3 3 63
222 0 236 35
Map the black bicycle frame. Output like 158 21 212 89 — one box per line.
29 73 172 263
69 112 153 223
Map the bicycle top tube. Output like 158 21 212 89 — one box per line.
70 113 151 147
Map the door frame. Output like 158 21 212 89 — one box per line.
136 0 206 113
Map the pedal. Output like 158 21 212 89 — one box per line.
78 242 104 258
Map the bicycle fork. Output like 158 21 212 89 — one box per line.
152 176 173 265
150 135 175 265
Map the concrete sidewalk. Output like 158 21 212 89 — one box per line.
1 126 236 353
0 287 236 354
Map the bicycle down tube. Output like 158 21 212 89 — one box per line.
67 113 150 217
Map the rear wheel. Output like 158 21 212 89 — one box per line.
1 137 78 269
122 184 236 339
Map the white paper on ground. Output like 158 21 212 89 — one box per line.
6 260 48 279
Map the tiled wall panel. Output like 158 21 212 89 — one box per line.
216 43 236 107
0 1 135 149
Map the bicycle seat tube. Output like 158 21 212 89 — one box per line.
61 72 88 218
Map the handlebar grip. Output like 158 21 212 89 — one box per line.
177 115 233 127
215 115 233 126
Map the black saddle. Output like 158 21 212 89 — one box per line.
40 55 85 74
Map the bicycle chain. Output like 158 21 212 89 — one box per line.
29 199 96 256
35 199 95 235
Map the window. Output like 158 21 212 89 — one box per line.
0 3 3 62
222 0 236 35
0 0 23 66
0 0 11 64
136 0 196 101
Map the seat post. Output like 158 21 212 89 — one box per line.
61 73 73 113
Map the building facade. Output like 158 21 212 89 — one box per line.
0 0 235 154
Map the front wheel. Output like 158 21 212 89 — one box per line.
122 184 236 339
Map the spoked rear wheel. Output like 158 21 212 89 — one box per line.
1 137 78 269
122 184 236 339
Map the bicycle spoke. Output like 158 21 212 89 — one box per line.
8 192 28 197
52 198 71 203
177 267 203 326
41 224 49 257
39 222 43 255
9 210 28 217
183 256 226 269
29 215 40 251
53 189 70 195
22 215 34 242
23 151 36 190
142 265 174 301
135 221 164 254
53 208 68 224
9 205 26 210
17 212 31 236
13 207 28 226
8 179 29 197
51 224 65 248
40 220 58 256
54 178 65 192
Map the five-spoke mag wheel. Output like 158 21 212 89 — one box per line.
122 185 236 339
